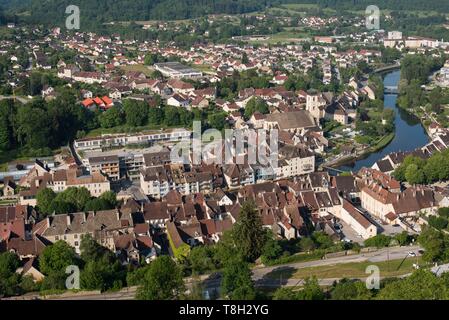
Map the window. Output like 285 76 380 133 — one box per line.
75 241 79 246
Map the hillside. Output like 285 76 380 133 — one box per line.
5 0 278 26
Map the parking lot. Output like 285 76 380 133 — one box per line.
357 207 404 236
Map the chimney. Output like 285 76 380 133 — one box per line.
66 215 71 226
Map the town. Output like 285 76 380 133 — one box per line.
2 0 449 301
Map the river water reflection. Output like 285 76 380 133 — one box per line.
337 70 429 172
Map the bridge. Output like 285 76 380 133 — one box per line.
374 63 400 74
321 166 347 174
384 85 399 94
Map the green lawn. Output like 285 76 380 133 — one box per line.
85 124 184 138
267 257 423 280
247 30 311 44
120 64 154 77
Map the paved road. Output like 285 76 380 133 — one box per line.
5 246 421 300
251 245 421 282
0 95 31 104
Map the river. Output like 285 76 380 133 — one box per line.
337 70 429 172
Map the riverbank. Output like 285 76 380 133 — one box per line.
324 132 395 170
335 70 430 172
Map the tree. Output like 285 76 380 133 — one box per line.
418 226 446 262
232 201 267 262
99 106 124 128
312 231 333 249
99 191 118 208
84 198 111 211
36 188 57 215
188 246 217 276
56 187 91 212
221 258 255 300
394 231 413 246
296 277 325 300
207 112 228 131
260 232 282 264
377 269 449 300
136 256 185 300
364 234 392 248
0 252 21 297
244 97 269 119
80 234 113 263
39 241 78 276
331 279 373 300
405 164 425 185
299 237 316 252
124 100 148 127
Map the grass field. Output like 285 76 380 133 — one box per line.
120 64 154 77
246 30 311 44
267 257 423 280
85 123 183 138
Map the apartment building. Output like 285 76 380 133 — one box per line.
87 155 120 181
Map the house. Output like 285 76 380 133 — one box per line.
191 96 209 109
19 168 111 206
34 209 135 254
2 177 16 196
16 258 45 282
340 199 377 239
167 79 195 95
249 112 266 129
264 110 317 135
167 94 190 108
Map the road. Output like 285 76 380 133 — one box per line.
13 245 420 300
0 95 31 104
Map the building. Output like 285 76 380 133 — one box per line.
140 165 213 199
19 169 111 206
74 128 192 152
276 144 315 178
264 110 317 135
154 62 202 79
87 155 120 181
34 210 134 254
340 199 377 239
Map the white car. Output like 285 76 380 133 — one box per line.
408 252 417 257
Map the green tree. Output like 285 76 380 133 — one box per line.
39 241 78 276
221 258 255 300
0 252 21 297
188 246 217 276
36 188 57 216
99 191 118 208
405 164 425 185
136 256 185 300
331 279 373 300
299 237 316 252
232 201 267 262
80 234 113 263
364 234 392 248
56 187 91 212
99 106 124 128
377 269 449 300
418 226 446 262
124 100 148 127
260 232 282 264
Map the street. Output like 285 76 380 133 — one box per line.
7 245 420 300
